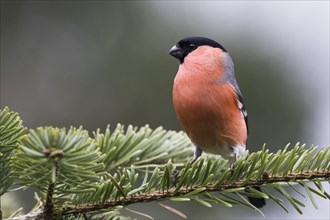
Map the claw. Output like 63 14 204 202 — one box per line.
172 169 179 187
230 163 235 173
191 147 202 164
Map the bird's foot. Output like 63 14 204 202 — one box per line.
230 163 235 173
190 147 203 165
172 169 180 187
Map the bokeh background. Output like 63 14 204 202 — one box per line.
1 1 329 219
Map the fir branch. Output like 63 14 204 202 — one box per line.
94 124 193 170
63 169 330 215
12 126 107 216
67 141 329 218
0 107 26 220
43 182 55 219
0 107 26 196
4 123 330 219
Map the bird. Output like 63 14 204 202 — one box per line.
169 36 265 208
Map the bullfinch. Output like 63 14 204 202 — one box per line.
169 36 265 208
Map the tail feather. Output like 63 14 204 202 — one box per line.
247 186 266 208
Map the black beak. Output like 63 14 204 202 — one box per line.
169 45 183 60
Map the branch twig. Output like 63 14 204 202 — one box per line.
62 170 330 215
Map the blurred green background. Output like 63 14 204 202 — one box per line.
1 1 329 219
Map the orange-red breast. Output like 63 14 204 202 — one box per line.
170 36 265 208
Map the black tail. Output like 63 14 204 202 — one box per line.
247 186 266 208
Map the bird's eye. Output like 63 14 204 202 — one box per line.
188 43 197 50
